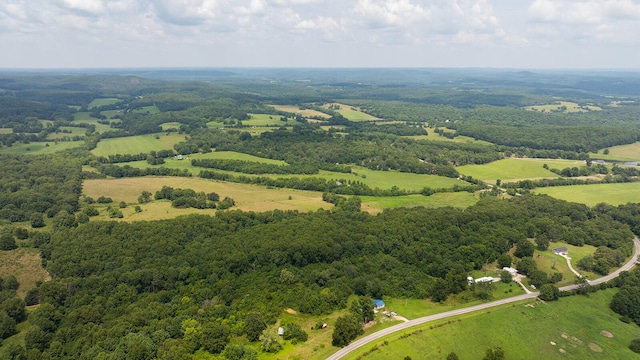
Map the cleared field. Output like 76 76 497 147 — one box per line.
132 105 160 114
406 133 494 146
83 177 332 219
592 142 640 162
91 133 187 157
0 248 50 297
0 140 83 154
269 104 331 118
533 182 640 206
0 128 12 134
117 160 462 192
457 158 578 181
46 126 85 140
161 122 182 130
100 109 124 119
324 103 380 121
243 113 290 126
341 290 637 360
72 112 115 132
530 241 598 286
525 101 602 113
361 192 478 213
88 97 120 108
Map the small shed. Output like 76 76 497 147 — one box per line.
502 267 518 275
474 276 494 283
553 247 568 255
277 327 284 336
372 299 385 310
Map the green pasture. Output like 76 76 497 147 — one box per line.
0 140 82 154
101 109 124 119
88 97 120 109
592 142 640 162
533 182 640 207
72 112 115 133
0 128 12 134
406 133 494 146
458 158 580 181
206 121 226 129
531 242 597 286
350 166 462 191
244 113 289 126
161 122 182 130
325 103 380 121
269 104 331 118
341 290 638 360
46 126 85 140
91 133 187 157
525 101 602 113
132 105 160 114
361 192 478 213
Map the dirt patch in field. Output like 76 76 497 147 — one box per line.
561 333 568 339
559 348 566 353
285 308 297 315
588 343 603 352
600 330 613 338
363 320 376 330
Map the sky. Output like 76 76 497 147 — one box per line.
1 0 639 69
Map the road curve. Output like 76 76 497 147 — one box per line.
327 237 640 360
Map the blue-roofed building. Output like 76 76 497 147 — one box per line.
372 299 385 310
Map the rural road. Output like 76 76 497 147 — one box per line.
326 237 640 360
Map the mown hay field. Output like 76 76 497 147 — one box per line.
91 133 187 157
534 182 640 206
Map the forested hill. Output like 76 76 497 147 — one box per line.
25 195 634 358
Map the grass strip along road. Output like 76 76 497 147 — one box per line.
327 237 640 360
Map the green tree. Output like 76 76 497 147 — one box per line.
535 234 550 251
516 257 537 276
282 322 308 342
0 311 17 339
447 352 459 360
500 270 512 283
1 298 26 322
497 253 512 268
332 313 363 347
514 239 535 258
28 303 60 333
445 263 468 294
200 322 229 354
24 327 52 352
260 331 282 353
222 344 257 360
0 233 17 250
245 313 267 342
630 338 640 353
483 346 505 360
539 284 560 301
0 343 27 360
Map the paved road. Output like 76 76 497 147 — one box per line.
327 237 640 360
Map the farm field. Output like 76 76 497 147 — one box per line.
117 159 462 192
45 126 85 140
533 182 640 206
341 290 639 360
0 140 82 154
324 103 380 121
91 133 187 157
269 104 331 118
88 97 120 108
244 113 289 126
160 122 182 130
82 177 333 219
406 132 494 145
457 158 578 181
0 128 12 134
72 112 116 132
592 141 640 162
360 192 478 213
524 101 602 113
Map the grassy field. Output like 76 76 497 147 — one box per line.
72 112 116 132
530 242 597 286
406 132 494 146
457 158 580 181
592 142 640 162
45 126 86 140
161 122 183 130
0 248 50 298
91 133 187 157
88 97 120 109
360 192 478 213
525 101 602 113
0 140 83 154
83 177 333 219
132 105 160 114
244 113 290 126
0 128 12 134
341 290 639 360
269 104 331 118
115 159 462 192
533 182 640 207
324 103 380 121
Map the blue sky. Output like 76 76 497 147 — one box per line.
1 0 639 69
